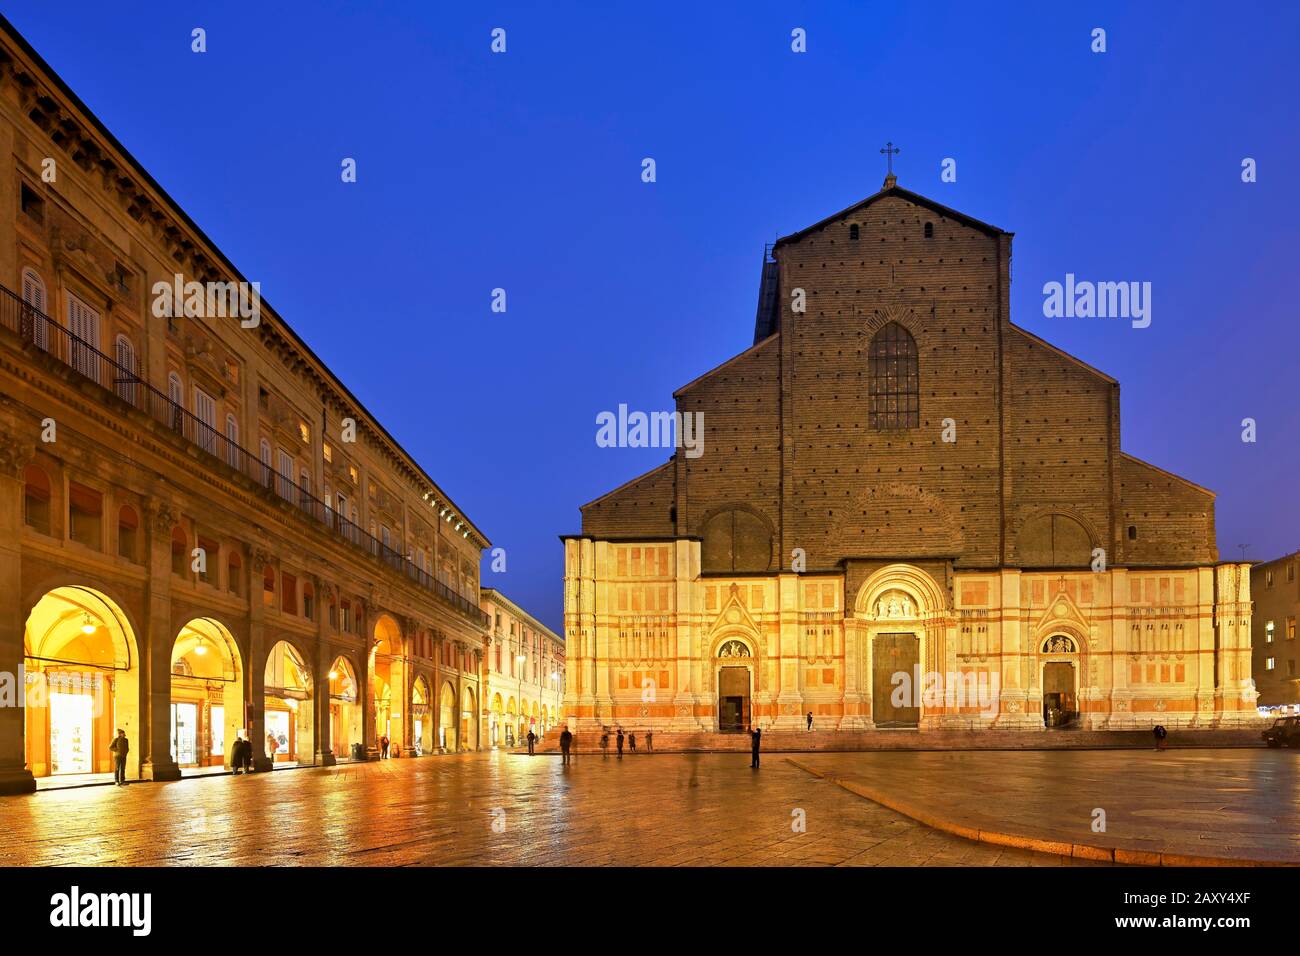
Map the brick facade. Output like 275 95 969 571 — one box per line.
564 179 1255 735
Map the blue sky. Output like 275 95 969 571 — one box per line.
8 1 1298 629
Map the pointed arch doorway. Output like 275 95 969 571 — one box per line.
715 638 753 732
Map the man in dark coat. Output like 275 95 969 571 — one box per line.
750 726 762 769
526 729 536 756
559 727 573 765
616 728 624 757
109 728 129 786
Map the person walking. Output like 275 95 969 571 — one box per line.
266 731 279 763
559 727 573 766
109 728 129 786
1153 724 1168 751
616 728 624 758
806 711 813 731
527 729 537 756
380 734 390 759
750 725 762 769
600 732 609 758
646 730 653 753
628 732 637 753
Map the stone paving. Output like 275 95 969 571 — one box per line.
791 749 1300 865
0 751 1101 867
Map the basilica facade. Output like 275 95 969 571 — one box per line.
562 176 1256 734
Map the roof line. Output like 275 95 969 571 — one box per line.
673 333 778 398
579 459 675 511
1007 323 1119 385
1120 452 1216 498
772 182 1009 248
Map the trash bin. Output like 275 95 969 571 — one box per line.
350 743 365 761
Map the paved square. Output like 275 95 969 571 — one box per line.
0 751 1103 867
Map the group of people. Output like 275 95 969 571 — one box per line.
597 728 654 757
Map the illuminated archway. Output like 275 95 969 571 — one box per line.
439 682 457 751
264 640 313 764
369 614 405 754
23 586 140 779
412 675 432 755
505 696 517 747
491 693 503 747
462 685 478 751
170 618 244 771
328 655 362 759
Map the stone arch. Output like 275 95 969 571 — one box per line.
463 685 478 751
327 654 362 759
1012 507 1100 568
1035 621 1091 729
369 613 405 752
171 617 244 772
439 681 458 751
411 673 433 755
697 503 776 573
264 638 314 765
23 584 142 779
853 563 948 617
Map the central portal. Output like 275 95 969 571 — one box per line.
872 632 920 728
717 666 751 732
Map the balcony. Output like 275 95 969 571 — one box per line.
0 283 490 629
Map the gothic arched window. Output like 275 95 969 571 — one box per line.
868 322 919 429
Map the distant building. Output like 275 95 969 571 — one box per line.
1251 551 1300 709
480 590 565 746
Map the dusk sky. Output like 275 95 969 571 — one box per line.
7 1 1298 631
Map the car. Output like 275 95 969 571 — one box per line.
1262 715 1300 747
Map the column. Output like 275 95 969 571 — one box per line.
142 498 181 781
0 431 36 794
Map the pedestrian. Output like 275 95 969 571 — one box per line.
1153 724 1168 751
646 730 653 753
266 731 278 762
750 725 762 769
559 727 573 766
109 728 129 786
616 728 624 757
381 734 390 759
629 732 637 753
600 732 609 758
232 730 252 774
527 729 537 756
806 711 813 731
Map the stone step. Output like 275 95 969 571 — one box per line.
531 727 1265 753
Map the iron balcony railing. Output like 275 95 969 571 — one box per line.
0 283 490 629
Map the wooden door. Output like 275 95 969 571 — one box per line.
872 632 920 727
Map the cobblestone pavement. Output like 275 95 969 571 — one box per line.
0 751 1102 867
793 749 1300 864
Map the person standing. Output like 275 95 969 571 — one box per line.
806 711 813 731
750 726 762 769
109 728 129 786
380 734 390 759
600 732 609 758
1153 724 1168 751
266 731 278 763
628 732 637 753
526 729 537 756
616 728 624 758
559 727 573 766
646 730 653 753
